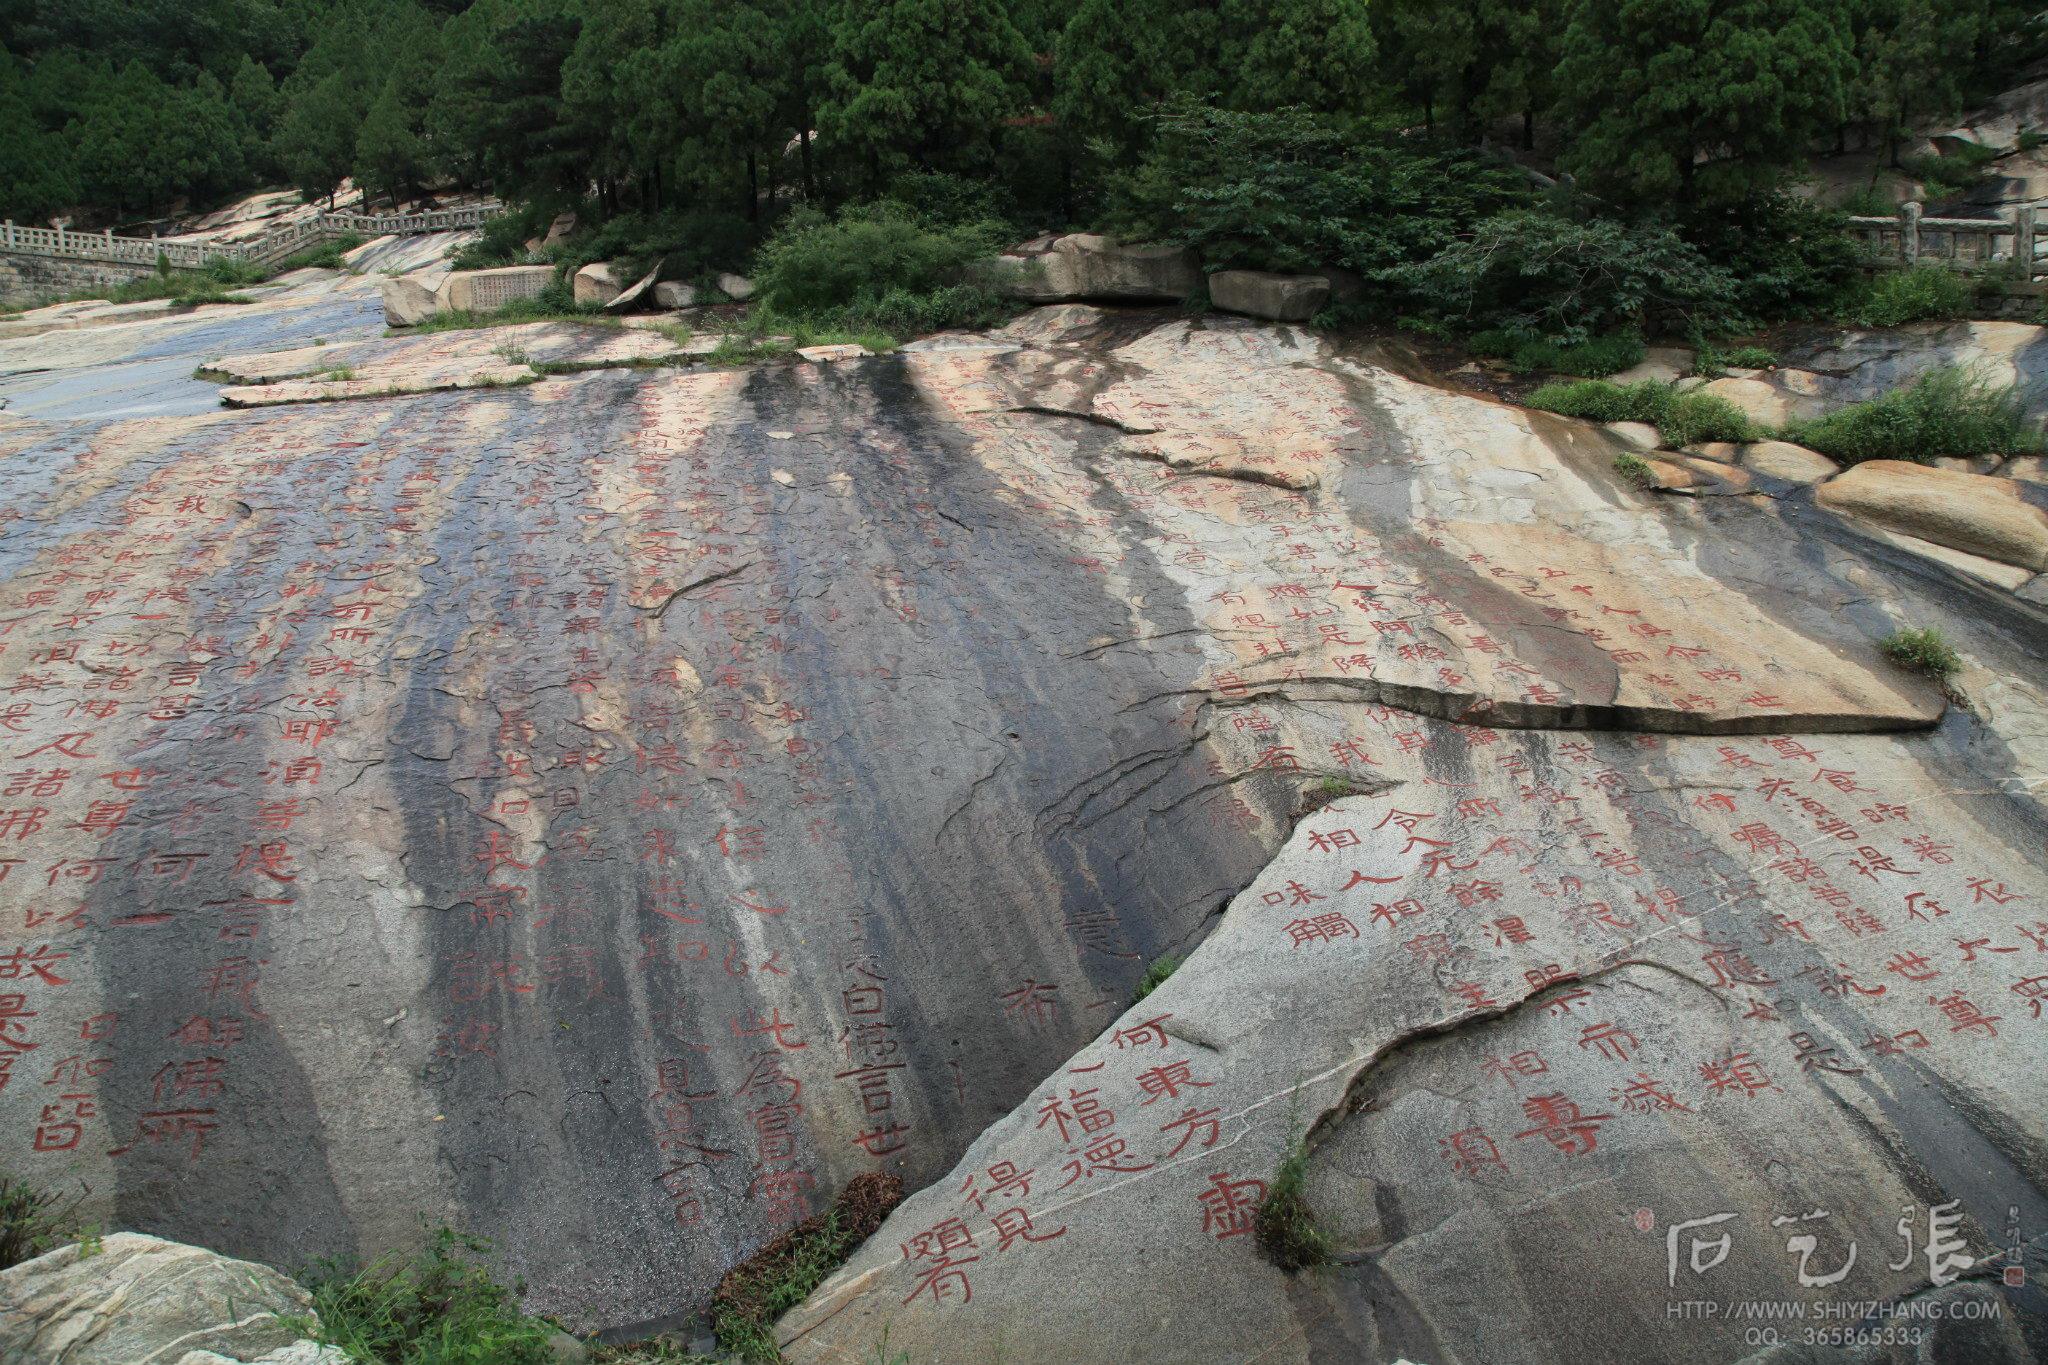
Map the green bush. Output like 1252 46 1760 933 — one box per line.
1470 329 1645 377
1785 366 2040 464
300 1226 565 1365
1386 210 1742 345
1526 379 1755 447
1676 194 1865 323
2 1171 83 1270
1106 99 1528 280
1881 627 1962 679
1836 265 1975 328
1525 378 1672 425
551 208 759 284
1898 142 2001 196
1613 452 1656 485
1837 185 1899 218
451 204 556 272
747 206 1014 342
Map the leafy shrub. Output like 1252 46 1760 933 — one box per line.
552 208 758 283
1525 379 1672 425
1386 210 1741 345
881 170 1016 232
301 1226 566 1364
1785 366 2040 464
1691 341 1777 377
1470 329 1645 377
1835 265 1975 328
1677 194 1866 324
1837 185 1899 218
1882 627 1962 679
1527 379 1755 447
746 206 1014 342
1899 142 2001 196
1660 389 1756 446
1107 98 1527 279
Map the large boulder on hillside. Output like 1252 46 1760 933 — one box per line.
573 261 626 308
1001 233 1200 302
653 281 698 309
1817 459 2048 570
715 272 756 302
1206 269 1330 322
438 265 554 315
1698 373 1826 426
1741 438 1840 483
0 1233 334 1364
379 271 443 327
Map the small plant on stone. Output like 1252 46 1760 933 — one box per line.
1613 452 1656 486
298 1224 567 1364
1881 627 1962 680
1132 953 1183 1005
1254 1128 1332 1273
0 1170 83 1271
710 1174 904 1363
322 366 358 382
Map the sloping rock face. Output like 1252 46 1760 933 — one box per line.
0 1233 336 1363
1817 459 2048 571
1207 270 1331 322
1 298 2044 1357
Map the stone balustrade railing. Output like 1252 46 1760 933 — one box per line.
1847 200 2039 274
0 202 500 271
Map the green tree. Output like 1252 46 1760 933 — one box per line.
274 69 358 206
1849 0 1984 161
1554 0 1857 207
821 0 1034 181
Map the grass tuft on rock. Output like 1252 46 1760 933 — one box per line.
1835 264 1975 329
1469 329 1644 378
1613 451 1656 486
1132 953 1183 1005
1784 365 2041 465
1254 1135 1331 1273
1881 626 1962 680
0 1170 85 1271
710 1172 904 1363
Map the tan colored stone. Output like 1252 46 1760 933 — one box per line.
439 265 553 314
2000 455 2048 484
1602 420 1662 451
1741 439 1840 483
0 1234 312 1364
572 261 625 308
1816 460 2048 571
716 272 756 302
1686 441 1744 464
1000 233 1200 302
603 261 663 313
1700 375 1824 427
378 271 442 326
1206 270 1330 322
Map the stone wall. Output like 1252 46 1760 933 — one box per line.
0 253 158 308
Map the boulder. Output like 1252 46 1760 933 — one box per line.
1602 421 1663 451
653 281 698 309
1000 233 1200 302
0 1234 316 1364
2000 454 2048 484
1816 459 2048 570
797 344 870 363
1699 374 1825 427
177 1343 348 1365
543 211 577 247
1609 345 1693 385
716 272 756 302
1685 440 1744 464
1741 439 1840 483
603 261 663 314
1206 270 1330 322
573 261 626 308
379 272 442 327
437 265 554 315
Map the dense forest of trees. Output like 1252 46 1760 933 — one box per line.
0 0 2036 228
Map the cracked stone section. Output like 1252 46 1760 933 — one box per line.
778 701 2048 1364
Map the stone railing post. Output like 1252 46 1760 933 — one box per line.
3 221 11 249
1902 202 1922 264
2016 204 2037 280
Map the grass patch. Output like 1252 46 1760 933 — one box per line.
297 1225 569 1364
1899 141 2002 196
1613 452 1657 486
1526 379 1756 448
1132 953 1183 1005
322 366 359 382
1691 341 1776 378
1835 265 1975 329
710 1173 903 1363
1 1170 88 1271
1785 365 2040 464
1881 626 1962 679
1254 1133 1331 1272
1469 329 1645 378
276 232 369 273
704 336 796 366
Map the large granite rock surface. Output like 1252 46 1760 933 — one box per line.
0 294 2042 1359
